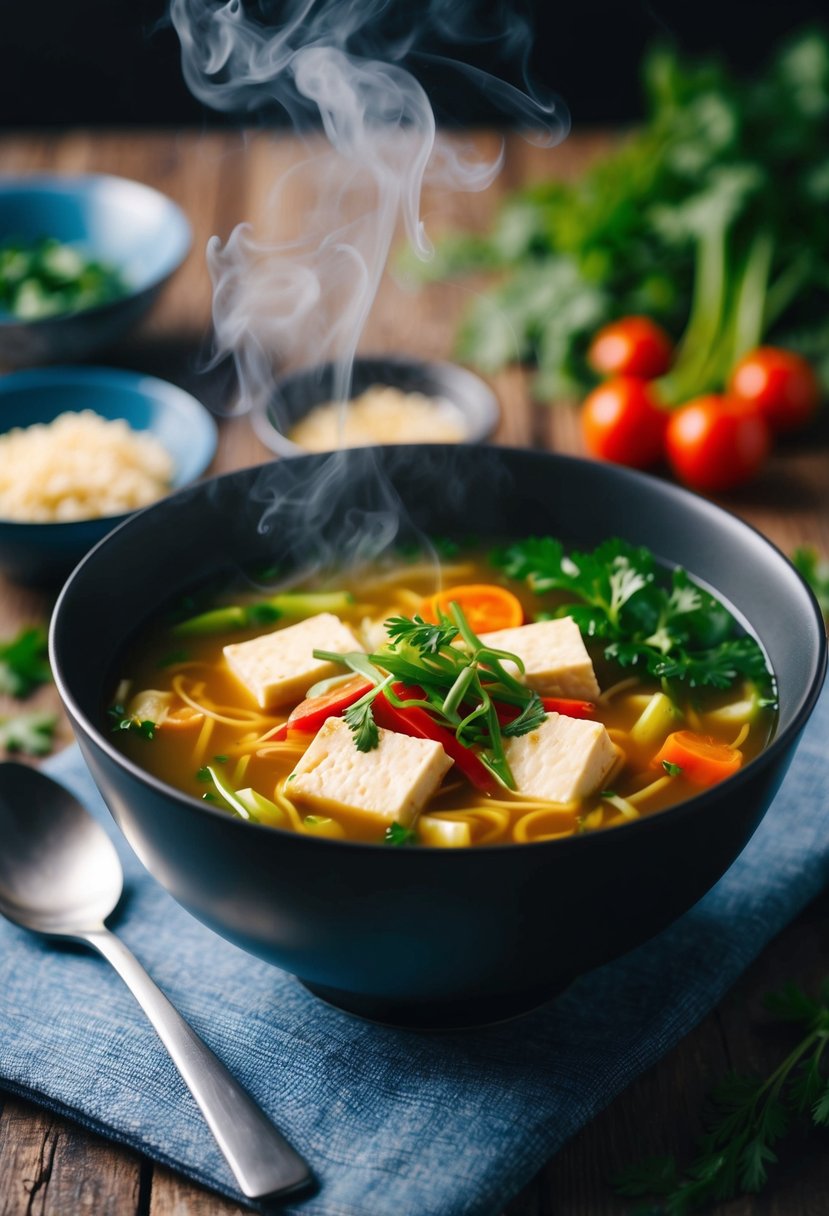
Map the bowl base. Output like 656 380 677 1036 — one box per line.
299 978 568 1030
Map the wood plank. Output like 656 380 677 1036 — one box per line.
0 1095 141 1216
149 1167 246 1216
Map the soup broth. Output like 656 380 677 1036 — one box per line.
110 545 775 847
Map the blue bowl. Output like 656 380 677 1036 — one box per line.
0 366 218 585
0 174 191 366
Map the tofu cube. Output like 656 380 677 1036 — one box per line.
223 613 363 710
480 617 600 700
504 712 617 804
288 716 453 826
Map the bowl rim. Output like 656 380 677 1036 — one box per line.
0 364 217 528
0 171 192 329
50 446 828 854
251 353 501 457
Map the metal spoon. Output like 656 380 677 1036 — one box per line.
0 761 312 1202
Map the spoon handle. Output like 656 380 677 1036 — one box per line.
81 927 312 1200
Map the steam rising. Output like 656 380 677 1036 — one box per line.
170 0 568 414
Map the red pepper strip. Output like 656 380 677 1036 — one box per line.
495 696 596 725
373 683 499 794
542 696 595 718
272 675 374 740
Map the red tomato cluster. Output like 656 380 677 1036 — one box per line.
581 319 821 492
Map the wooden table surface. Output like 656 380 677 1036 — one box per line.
0 128 827 1216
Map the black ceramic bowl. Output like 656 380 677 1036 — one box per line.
50 447 826 1028
251 356 500 456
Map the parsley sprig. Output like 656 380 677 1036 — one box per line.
316 604 545 789
613 980 829 1214
0 711 57 755
107 704 156 740
493 538 773 697
0 626 51 698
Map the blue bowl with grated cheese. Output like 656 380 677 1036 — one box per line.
0 366 217 586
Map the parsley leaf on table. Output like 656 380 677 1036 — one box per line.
0 626 51 698
0 711 57 756
613 979 829 1214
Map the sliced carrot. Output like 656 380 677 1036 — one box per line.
420 584 524 634
160 706 204 731
652 730 743 788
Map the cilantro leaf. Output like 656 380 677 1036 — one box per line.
384 821 417 846
0 626 51 698
343 698 379 752
384 614 459 653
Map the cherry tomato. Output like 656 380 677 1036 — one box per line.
587 316 674 380
665 395 771 492
728 346 820 435
581 376 667 469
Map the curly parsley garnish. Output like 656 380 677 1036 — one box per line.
493 537 774 698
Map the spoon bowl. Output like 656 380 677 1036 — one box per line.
0 761 312 1201
0 762 122 934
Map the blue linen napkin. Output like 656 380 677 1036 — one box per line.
1 681 828 1216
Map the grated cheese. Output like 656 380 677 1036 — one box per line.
0 410 174 522
287 384 467 450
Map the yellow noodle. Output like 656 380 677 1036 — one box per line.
171 674 273 728
628 774 673 805
731 723 750 749
271 784 307 833
254 741 310 758
598 676 640 703
192 714 215 765
602 791 640 819
512 807 578 842
258 722 291 742
472 794 579 814
231 754 251 786
427 806 511 845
